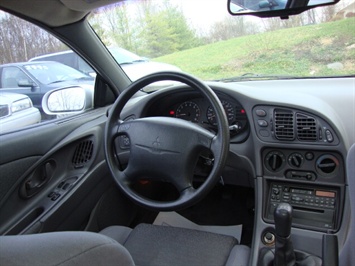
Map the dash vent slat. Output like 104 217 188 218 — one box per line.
296 113 317 141
72 140 94 168
274 109 295 140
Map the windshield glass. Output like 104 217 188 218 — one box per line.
89 0 354 87
25 62 90 85
109 47 145 64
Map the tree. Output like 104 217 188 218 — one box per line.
89 10 111 47
0 12 65 64
102 2 137 51
136 0 200 57
321 5 336 22
207 16 259 43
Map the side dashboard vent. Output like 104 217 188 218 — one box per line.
296 113 317 141
72 140 94 168
274 109 294 140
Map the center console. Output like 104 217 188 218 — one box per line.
262 148 345 232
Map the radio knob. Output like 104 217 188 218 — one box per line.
273 188 280 195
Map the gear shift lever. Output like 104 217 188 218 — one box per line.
258 203 322 266
273 203 296 266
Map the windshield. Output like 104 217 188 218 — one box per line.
109 47 145 64
89 0 354 87
25 62 91 85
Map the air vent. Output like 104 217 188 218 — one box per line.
274 109 294 140
316 155 338 175
297 113 317 141
72 140 94 168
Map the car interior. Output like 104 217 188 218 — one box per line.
0 0 354 265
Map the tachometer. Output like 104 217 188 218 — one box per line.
176 101 201 122
207 100 235 125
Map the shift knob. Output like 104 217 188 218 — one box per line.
274 203 293 238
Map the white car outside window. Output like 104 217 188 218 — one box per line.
0 92 41 134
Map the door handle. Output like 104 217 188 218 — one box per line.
20 160 56 198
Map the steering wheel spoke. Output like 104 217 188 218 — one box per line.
107 120 124 140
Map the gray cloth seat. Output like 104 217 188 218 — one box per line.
100 223 250 266
0 231 135 265
0 223 250 266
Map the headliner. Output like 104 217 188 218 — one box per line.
0 0 122 27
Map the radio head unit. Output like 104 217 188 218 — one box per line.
266 182 340 231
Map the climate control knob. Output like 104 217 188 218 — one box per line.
288 153 304 168
265 151 285 172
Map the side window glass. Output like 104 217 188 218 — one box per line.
1 67 18 87
1 67 29 88
0 11 95 134
53 53 76 69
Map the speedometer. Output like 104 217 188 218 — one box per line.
207 100 235 125
176 101 201 122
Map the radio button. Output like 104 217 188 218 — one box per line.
291 196 304 202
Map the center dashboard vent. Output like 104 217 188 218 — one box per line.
296 113 317 141
274 109 294 140
72 139 94 168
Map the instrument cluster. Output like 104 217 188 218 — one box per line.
167 95 248 137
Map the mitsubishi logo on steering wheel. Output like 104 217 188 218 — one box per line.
152 137 161 153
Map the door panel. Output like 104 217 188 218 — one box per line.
0 107 111 235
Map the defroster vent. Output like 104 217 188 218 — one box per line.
296 113 317 141
72 139 94 168
274 109 294 140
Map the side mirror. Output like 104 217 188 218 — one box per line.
41 85 93 116
228 0 340 19
18 79 36 88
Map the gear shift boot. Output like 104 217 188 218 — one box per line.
257 203 322 266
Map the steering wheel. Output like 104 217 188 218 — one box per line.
104 71 230 211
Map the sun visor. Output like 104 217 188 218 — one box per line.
60 0 124 12
0 0 87 27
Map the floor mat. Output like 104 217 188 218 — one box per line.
153 211 242 243
176 184 255 246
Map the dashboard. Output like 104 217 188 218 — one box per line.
120 77 354 260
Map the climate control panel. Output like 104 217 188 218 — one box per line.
262 148 344 184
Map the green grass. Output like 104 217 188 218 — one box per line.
154 18 355 80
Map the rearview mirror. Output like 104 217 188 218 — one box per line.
228 0 340 18
41 85 93 116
